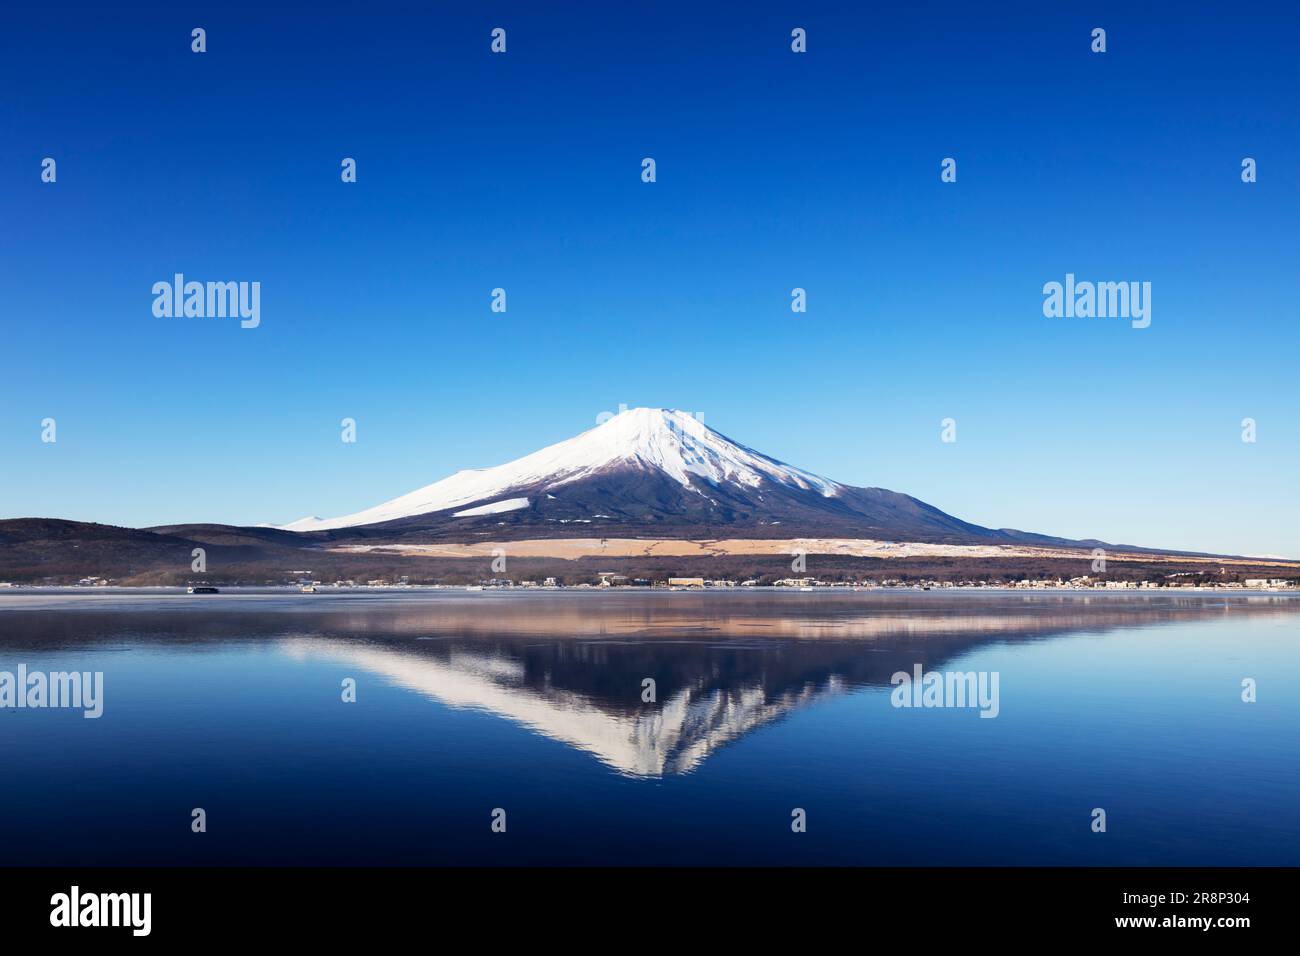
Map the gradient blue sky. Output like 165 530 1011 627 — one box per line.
2 2 1297 556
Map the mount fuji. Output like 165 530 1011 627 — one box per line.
272 408 1087 547
7 408 1291 585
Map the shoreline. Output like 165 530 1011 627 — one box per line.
2 584 1298 595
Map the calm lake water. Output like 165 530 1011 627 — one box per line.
1 589 1297 866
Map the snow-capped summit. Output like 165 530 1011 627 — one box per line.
279 409 839 532
554 408 840 497
272 408 1044 545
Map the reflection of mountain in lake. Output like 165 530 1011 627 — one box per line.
251 591 1297 778
4 591 1299 864
5 591 1296 777
287 637 849 776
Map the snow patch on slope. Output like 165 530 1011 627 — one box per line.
452 497 530 518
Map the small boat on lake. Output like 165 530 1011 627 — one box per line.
187 586 220 594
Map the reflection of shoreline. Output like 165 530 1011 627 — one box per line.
5 590 1294 634
276 591 1300 644
3 587 1299 623
3 590 1297 645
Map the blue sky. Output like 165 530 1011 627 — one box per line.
2 2 1297 556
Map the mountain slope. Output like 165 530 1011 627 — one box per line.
283 408 840 533
270 408 1079 545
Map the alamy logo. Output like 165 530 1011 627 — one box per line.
0 665 103 718
152 274 261 329
1042 273 1150 329
50 886 151 936
890 664 1000 718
